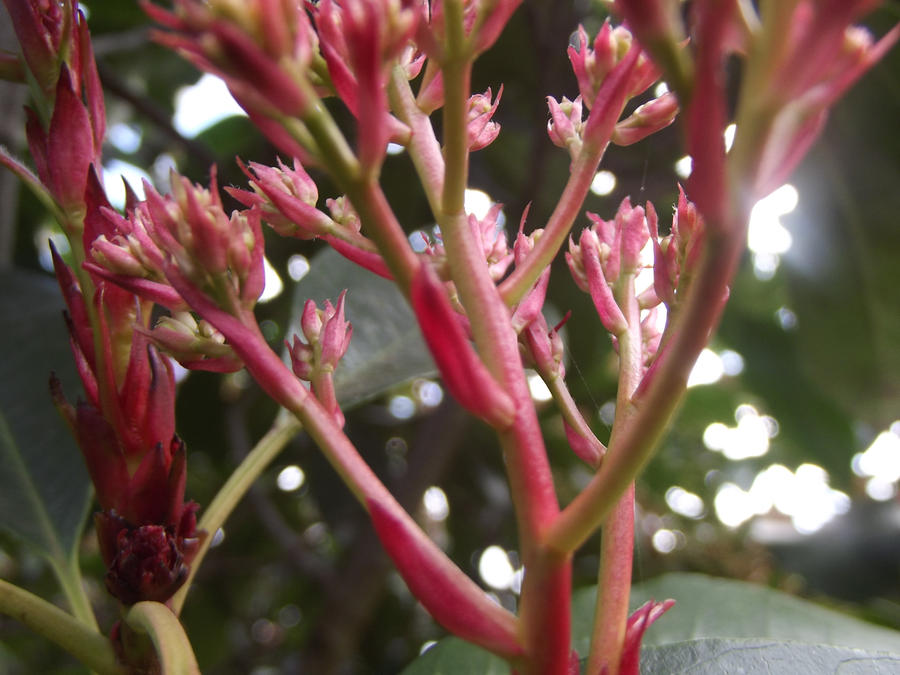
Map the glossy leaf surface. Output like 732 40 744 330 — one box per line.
0 271 91 560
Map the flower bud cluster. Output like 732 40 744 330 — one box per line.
146 0 315 118
92 171 265 317
566 198 651 336
144 311 242 373
469 203 513 282
568 21 660 109
312 0 423 167
648 185 704 307
548 20 677 160
228 158 327 240
467 86 503 151
288 292 353 426
547 96 586 159
745 2 900 195
10 2 105 220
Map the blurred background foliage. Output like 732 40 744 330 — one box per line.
1 1 899 673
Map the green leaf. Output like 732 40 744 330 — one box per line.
290 248 435 408
0 270 92 561
571 573 900 656
640 638 900 674
399 637 507 675
403 573 900 674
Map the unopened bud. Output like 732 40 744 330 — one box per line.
146 312 241 372
467 86 502 151
612 91 679 146
547 96 585 158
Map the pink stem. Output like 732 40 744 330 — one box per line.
587 279 641 675
439 12 567 665
179 289 523 657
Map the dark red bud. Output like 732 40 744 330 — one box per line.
104 522 188 605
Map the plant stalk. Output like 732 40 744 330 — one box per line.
170 412 301 616
587 276 642 675
0 578 123 675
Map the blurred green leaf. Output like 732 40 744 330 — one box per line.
0 271 91 561
290 248 435 408
399 637 507 675
641 638 900 674
572 573 900 656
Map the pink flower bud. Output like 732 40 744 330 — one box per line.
616 200 650 275
144 312 242 373
92 235 152 278
300 298 325 346
326 196 363 234
619 599 675 675
287 335 315 381
416 62 444 113
293 292 353 377
469 202 513 281
519 311 563 379
231 158 328 240
649 185 705 306
611 91 679 146
27 66 94 215
467 86 503 151
546 96 584 158
146 0 315 118
320 292 353 370
567 228 628 336
640 306 664 366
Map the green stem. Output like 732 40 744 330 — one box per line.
438 3 567 672
124 602 200 675
438 5 558 558
170 412 301 616
587 276 641 675
0 578 123 675
441 0 470 215
50 553 99 633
